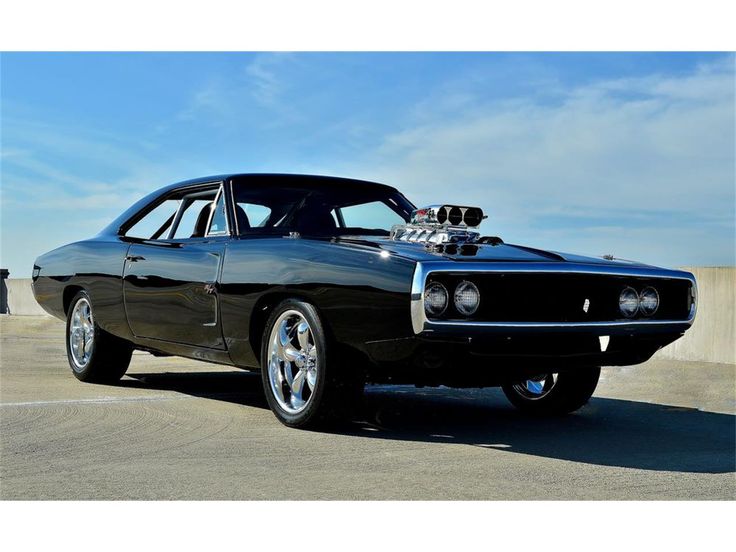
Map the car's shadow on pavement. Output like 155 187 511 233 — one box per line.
356 386 736 475
121 371 735 475
122 371 271 409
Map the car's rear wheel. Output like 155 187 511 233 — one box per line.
66 290 133 383
260 299 363 428
502 367 600 415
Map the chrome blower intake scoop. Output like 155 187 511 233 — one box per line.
390 204 487 244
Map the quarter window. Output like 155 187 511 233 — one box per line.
207 192 228 236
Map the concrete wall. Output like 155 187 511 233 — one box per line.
3 268 734 364
656 267 735 365
5 279 47 316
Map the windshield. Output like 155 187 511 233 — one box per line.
230 177 414 236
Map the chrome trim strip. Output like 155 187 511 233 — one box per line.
410 261 697 334
689 279 698 320
229 178 239 236
421 319 694 329
204 185 230 238
410 262 428 333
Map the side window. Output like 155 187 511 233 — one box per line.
236 202 273 228
207 192 228 236
125 199 181 239
172 198 214 239
338 201 405 231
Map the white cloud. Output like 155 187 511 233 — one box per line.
245 53 293 107
177 53 300 128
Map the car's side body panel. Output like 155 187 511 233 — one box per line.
219 236 417 368
33 234 418 369
122 238 228 349
32 238 133 340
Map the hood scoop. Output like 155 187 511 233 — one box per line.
411 204 484 227
390 204 500 246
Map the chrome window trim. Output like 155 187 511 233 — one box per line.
229 179 239 236
205 185 230 238
410 261 698 334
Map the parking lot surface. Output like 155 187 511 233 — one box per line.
1 315 734 500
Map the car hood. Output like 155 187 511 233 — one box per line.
332 236 653 268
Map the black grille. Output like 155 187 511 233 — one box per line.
426 272 693 323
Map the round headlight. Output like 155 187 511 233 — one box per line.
639 286 659 316
424 282 448 316
619 287 639 318
454 280 480 316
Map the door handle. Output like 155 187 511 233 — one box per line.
126 255 146 262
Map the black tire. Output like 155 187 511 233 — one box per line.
502 367 601 415
65 290 133 383
260 298 364 429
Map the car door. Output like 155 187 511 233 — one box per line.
123 184 230 349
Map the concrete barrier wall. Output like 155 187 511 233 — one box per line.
4 268 735 364
656 267 735 365
5 279 48 316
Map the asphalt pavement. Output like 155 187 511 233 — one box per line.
1 315 734 499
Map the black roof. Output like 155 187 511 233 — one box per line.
99 173 399 236
169 173 397 193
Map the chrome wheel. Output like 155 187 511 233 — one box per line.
267 310 319 414
69 297 95 371
512 373 558 400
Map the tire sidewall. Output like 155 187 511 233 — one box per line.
260 299 329 427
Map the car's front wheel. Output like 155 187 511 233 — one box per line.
66 290 133 383
502 367 601 415
260 299 363 428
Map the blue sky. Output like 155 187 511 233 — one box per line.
1 52 734 276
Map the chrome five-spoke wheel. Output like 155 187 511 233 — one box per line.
261 298 365 428
69 297 95 371
267 309 319 414
64 290 132 383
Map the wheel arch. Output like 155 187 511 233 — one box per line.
62 285 85 315
248 291 333 365
247 290 374 379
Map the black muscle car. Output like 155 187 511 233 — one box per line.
32 174 697 427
